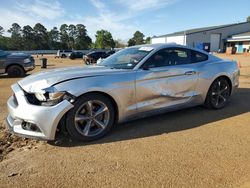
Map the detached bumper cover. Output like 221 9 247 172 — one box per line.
6 84 74 140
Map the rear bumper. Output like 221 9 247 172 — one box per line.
231 68 240 94
6 84 74 140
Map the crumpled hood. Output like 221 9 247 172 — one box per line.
18 66 127 93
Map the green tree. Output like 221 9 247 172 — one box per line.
8 23 23 50
247 16 250 22
95 30 115 49
68 24 77 49
0 36 11 50
75 24 92 49
60 24 69 49
128 31 145 46
0 26 4 36
48 27 60 49
145 37 151 44
114 39 126 48
127 38 135 46
22 25 36 50
33 23 49 50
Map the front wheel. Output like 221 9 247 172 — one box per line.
61 54 66 58
66 94 115 141
7 65 25 77
205 77 231 109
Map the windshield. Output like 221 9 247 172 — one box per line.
99 47 153 69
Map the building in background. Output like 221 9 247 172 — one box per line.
226 32 250 53
151 22 250 53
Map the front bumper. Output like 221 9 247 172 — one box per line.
24 63 35 72
6 84 73 140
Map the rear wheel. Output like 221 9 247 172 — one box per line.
7 65 25 77
61 54 66 58
205 77 231 109
66 94 115 141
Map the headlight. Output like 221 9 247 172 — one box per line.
24 58 31 64
34 86 75 106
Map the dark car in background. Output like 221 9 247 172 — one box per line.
69 51 84 59
0 50 35 77
83 50 116 65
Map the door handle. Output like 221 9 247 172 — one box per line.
185 71 196 75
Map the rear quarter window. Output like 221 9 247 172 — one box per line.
192 50 208 63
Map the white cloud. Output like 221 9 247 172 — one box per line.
0 0 64 34
119 0 178 11
73 0 137 40
16 0 64 20
0 0 179 41
0 9 38 35
81 0 179 40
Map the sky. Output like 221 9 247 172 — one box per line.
0 0 249 42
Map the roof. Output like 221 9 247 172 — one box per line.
153 22 250 38
227 31 250 42
129 43 212 55
232 32 250 37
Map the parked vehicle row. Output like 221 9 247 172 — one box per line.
0 50 35 77
6 44 239 142
56 50 73 58
83 50 116 64
68 51 83 59
56 50 117 64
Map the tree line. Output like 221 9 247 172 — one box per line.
0 23 151 51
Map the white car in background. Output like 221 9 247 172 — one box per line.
56 50 73 58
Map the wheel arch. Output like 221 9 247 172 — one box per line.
55 90 119 138
78 91 119 123
6 63 25 73
211 75 233 95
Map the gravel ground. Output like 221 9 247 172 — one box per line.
0 54 250 188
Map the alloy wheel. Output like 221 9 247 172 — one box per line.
210 78 230 108
74 100 110 137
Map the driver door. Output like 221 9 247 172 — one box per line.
135 47 199 113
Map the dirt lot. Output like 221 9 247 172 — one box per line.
0 54 250 188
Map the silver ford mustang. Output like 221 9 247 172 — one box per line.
6 44 239 141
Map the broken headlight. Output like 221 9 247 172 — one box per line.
34 86 75 106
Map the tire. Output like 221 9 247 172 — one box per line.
7 65 25 77
66 94 115 141
61 54 66 58
85 60 90 65
205 77 231 109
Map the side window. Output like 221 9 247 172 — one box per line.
101 52 107 58
96 52 102 57
90 53 96 58
143 48 191 68
191 50 208 63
